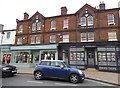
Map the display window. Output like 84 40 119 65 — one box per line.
14 52 32 63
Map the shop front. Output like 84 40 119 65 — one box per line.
10 44 58 68
58 41 120 72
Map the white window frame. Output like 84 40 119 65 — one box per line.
80 17 86 26
63 35 69 42
87 16 93 26
32 23 36 32
81 33 87 42
108 14 115 25
88 32 94 41
37 22 41 32
108 32 117 41
50 35 56 43
51 20 56 30
6 32 10 39
36 36 40 44
19 25 23 33
17 37 22 44
63 19 68 29
31 36 35 44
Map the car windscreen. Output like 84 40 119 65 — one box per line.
62 62 71 68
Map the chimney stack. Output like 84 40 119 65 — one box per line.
99 1 105 10
61 6 67 15
24 12 29 20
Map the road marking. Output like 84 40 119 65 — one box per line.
86 79 115 86
27 81 43 84
55 83 77 86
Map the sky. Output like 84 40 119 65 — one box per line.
0 0 120 30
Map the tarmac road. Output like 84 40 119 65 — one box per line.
1 74 116 87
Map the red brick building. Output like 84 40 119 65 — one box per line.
11 2 120 72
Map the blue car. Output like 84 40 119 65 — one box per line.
34 60 85 83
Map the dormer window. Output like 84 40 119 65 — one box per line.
51 20 56 30
108 14 115 26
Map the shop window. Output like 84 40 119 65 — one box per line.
41 51 56 60
14 52 32 63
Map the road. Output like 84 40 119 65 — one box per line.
1 74 115 87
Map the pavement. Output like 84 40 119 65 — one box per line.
17 67 120 86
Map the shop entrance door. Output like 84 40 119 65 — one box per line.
87 48 95 68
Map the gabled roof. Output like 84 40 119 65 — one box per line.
75 3 97 14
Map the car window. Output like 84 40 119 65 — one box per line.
40 61 49 66
51 62 63 67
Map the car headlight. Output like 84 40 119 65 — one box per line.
2 67 10 70
78 70 83 75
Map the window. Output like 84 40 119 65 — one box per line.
32 23 36 33
6 32 10 39
63 35 69 42
87 16 93 26
50 35 56 43
36 36 40 44
17 37 22 44
81 33 87 42
108 14 115 25
63 19 68 29
37 22 41 32
80 17 86 26
19 25 23 32
108 32 117 41
41 61 50 66
88 32 94 41
51 20 56 30
31 36 35 44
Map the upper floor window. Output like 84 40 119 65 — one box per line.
63 35 69 42
50 35 56 43
32 23 36 33
63 19 68 29
19 24 23 32
81 33 87 42
51 20 56 30
37 22 41 32
108 32 117 41
36 36 40 44
88 32 94 41
87 16 93 26
31 36 35 44
17 37 22 44
108 14 115 25
6 32 10 39
80 17 86 26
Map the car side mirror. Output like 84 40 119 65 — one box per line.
60 65 64 69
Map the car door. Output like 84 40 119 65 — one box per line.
50 62 70 79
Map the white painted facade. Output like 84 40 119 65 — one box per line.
0 29 16 45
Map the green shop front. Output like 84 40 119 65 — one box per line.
10 44 58 68
58 41 120 72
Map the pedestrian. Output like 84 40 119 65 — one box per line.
2 55 6 64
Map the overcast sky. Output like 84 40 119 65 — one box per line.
0 0 120 30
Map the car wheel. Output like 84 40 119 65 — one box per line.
69 74 79 83
34 71 43 80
